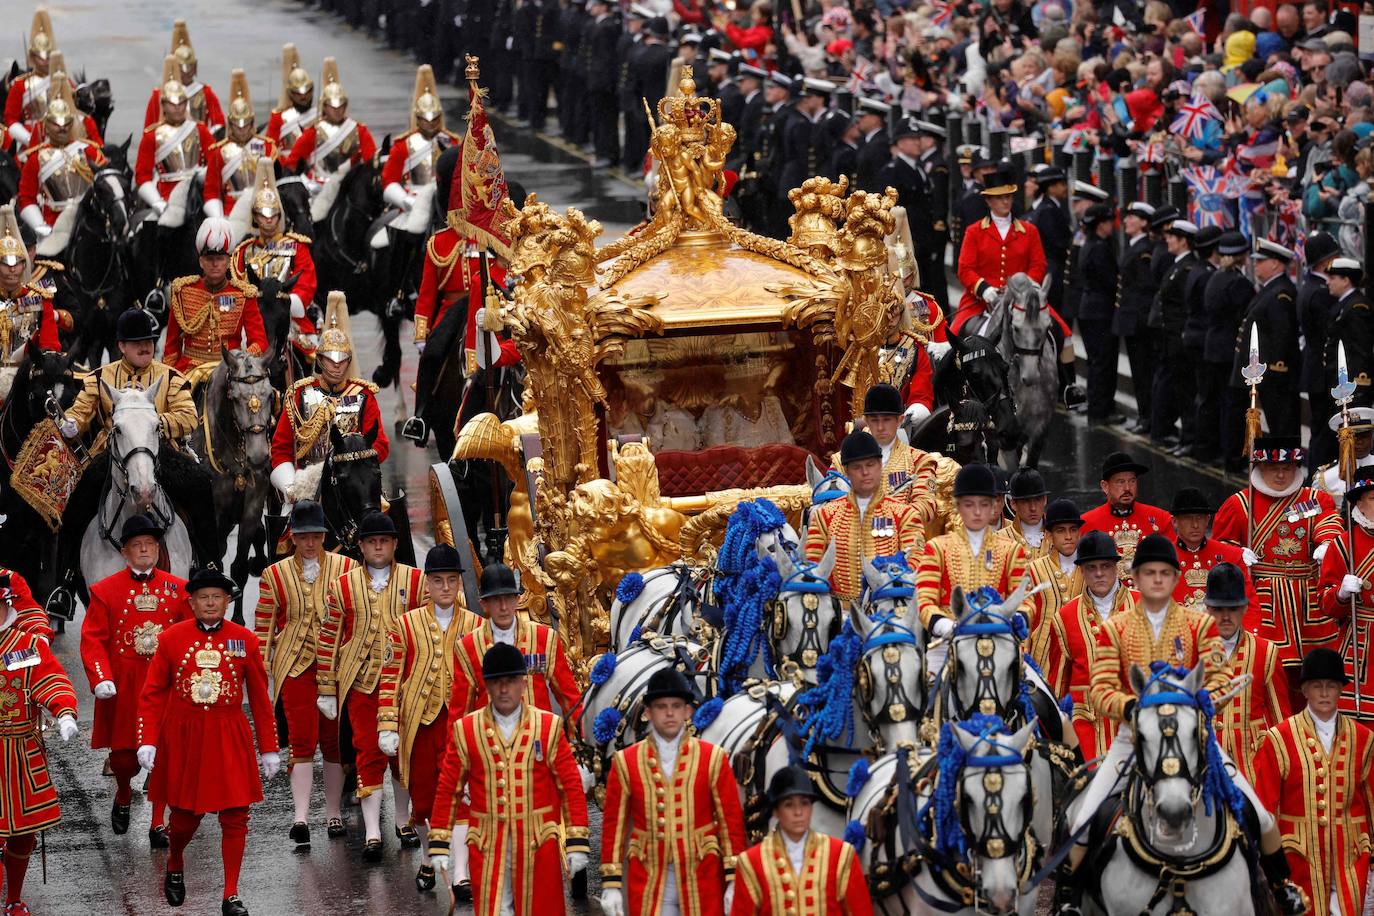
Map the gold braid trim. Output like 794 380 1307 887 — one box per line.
287 384 338 462
169 275 214 337
426 232 465 291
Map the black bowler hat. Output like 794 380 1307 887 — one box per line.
643 668 697 705
120 514 165 546
116 308 159 342
644 15 670 37
953 463 999 498
1075 531 1120 565
1035 166 1067 185
1132 533 1180 570
289 499 327 534
1169 487 1213 517
767 765 819 807
1044 497 1083 528
1250 436 1304 464
1148 205 1180 232
186 566 236 594
1298 647 1351 685
862 383 904 417
424 544 464 575
481 643 528 680
839 430 882 466
1100 451 1149 480
479 563 520 599
1204 562 1248 608
1007 467 1048 499
357 510 397 540
1217 231 1248 256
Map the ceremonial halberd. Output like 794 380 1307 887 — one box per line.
434 74 947 678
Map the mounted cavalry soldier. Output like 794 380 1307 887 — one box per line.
599 668 747 916
831 384 943 526
15 50 102 155
380 65 461 225
141 20 225 135
281 58 378 193
80 514 190 847
204 70 279 219
2 9 59 153
805 430 925 604
231 161 318 366
269 292 389 505
0 206 67 378
163 218 267 378
254 500 356 847
266 44 316 150
135 55 218 219
377 544 482 892
16 74 107 237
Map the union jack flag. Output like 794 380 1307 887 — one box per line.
847 56 874 93
1181 166 1235 229
1184 9 1206 35
1170 95 1220 141
931 0 954 27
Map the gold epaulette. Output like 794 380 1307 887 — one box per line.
143 122 162 135
23 282 53 300
286 377 316 402
285 231 313 245
169 275 198 295
231 277 260 297
347 378 380 394
33 259 62 273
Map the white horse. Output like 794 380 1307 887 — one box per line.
770 542 841 683
80 380 193 587
1076 664 1257 916
986 273 1058 469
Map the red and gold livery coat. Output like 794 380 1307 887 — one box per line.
269 375 390 470
136 619 278 814
952 216 1047 334
254 552 358 699
1316 525 1374 718
997 520 1053 562
0 280 65 354
377 602 483 786
162 275 267 373
0 568 55 642
0 624 77 837
1174 537 1262 618
804 488 925 603
1042 587 1139 759
729 831 874 916
80 567 191 751
1255 710 1374 916
448 618 582 721
1216 631 1291 784
1087 600 1230 725
830 439 943 525
16 139 108 225
1024 553 1083 671
316 562 426 702
1079 501 1176 586
414 227 520 373
601 735 748 916
915 531 1029 632
428 705 591 916
1213 486 1344 658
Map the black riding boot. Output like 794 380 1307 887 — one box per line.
1260 850 1308 915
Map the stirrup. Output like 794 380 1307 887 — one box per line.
45 587 75 622
400 416 428 445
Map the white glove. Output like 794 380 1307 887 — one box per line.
289 294 306 319
414 339 426 353
378 730 400 757
474 331 504 369
194 165 208 183
202 197 224 219
566 850 588 875
1241 547 1258 567
261 751 281 780
430 854 451 877
1339 574 1366 600
382 183 414 211
7 122 31 146
600 888 626 916
903 403 931 425
579 764 595 794
981 286 1000 304
57 715 78 742
317 695 338 720
19 204 50 237
724 881 736 913
137 745 157 770
932 617 955 639
270 462 298 501
59 418 78 438
1315 543 1330 564
926 340 952 361
136 181 166 213
94 680 117 699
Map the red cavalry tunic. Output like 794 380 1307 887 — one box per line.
269 376 390 469
0 624 77 837
25 114 103 152
16 139 108 224
265 107 316 148
1255 710 1374 916
428 705 591 916
1079 501 1176 586
953 215 1048 333
134 120 216 202
80 567 190 751
601 734 747 916
2 72 87 152
162 275 267 373
143 84 226 134
1214 486 1344 660
448 618 582 721
1316 525 1374 718
730 831 874 916
280 121 378 180
1042 587 1139 759
135 618 278 814
0 281 64 353
1174 537 1262 618
415 227 520 370
230 231 318 357
378 129 462 194
202 134 278 212
1215 631 1291 784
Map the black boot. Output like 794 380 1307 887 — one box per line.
111 801 131 835
164 871 186 907
1260 850 1308 915
221 896 249 916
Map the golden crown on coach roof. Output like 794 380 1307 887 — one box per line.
655 75 720 144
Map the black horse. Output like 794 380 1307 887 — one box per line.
72 72 115 140
128 174 205 322
242 263 302 391
51 157 134 366
929 327 1024 466
317 425 384 559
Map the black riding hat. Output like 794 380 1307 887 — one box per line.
1204 562 1248 608
116 308 159 342
767 765 819 807
186 566 236 594
1101 451 1149 480
120 514 165 546
1132 532 1180 570
1169 487 1214 517
289 499 328 534
424 544 464 575
481 643 528 680
953 463 999 498
1299 647 1350 685
1007 467 1048 499
839 430 883 466
357 510 397 540
479 563 520 599
1044 498 1084 528
862 383 904 417
1075 530 1120 565
643 668 697 705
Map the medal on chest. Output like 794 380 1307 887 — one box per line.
216 294 237 313
871 516 895 538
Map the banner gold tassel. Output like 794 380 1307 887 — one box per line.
1243 404 1262 459
1339 423 1357 486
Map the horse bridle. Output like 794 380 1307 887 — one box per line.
959 737 1038 905
204 368 275 480
321 446 380 549
99 410 170 551
68 168 129 302
854 610 924 731
949 611 1025 722
769 560 841 670
1133 683 1207 798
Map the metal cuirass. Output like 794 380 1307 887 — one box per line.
22 75 50 123
219 139 262 194
37 145 93 208
155 121 201 176
244 236 297 283
404 132 439 188
188 87 208 125
278 106 316 146
314 120 358 176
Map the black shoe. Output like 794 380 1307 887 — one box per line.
326 818 346 839
221 896 249 916
362 838 383 862
415 864 436 892
148 825 169 849
289 822 310 847
396 824 420 848
1153 435 1180 449
1125 419 1150 434
164 871 186 907
111 801 131 835
1172 444 1195 458
453 880 472 903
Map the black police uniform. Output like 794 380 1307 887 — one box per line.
585 10 622 164
1148 249 1198 444
558 1 590 142
513 0 561 132
1200 266 1255 464
855 124 890 193
617 30 647 171
1115 233 1158 429
918 146 951 313
1077 231 1120 421
776 108 835 228
1180 253 1218 457
1326 288 1374 409
1029 194 1071 315
1231 273 1302 438
627 34 673 167
1299 269 1339 468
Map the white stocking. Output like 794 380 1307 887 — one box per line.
392 778 411 828
290 761 314 823
323 762 344 820
418 823 430 865
452 823 470 883
360 792 383 841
